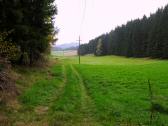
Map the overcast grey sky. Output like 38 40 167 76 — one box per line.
54 0 168 45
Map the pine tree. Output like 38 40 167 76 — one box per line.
0 0 57 65
78 4 168 59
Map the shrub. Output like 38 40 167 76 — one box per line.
0 31 20 61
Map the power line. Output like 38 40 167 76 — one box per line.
78 0 87 64
79 0 87 35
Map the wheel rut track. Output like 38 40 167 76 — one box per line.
70 65 101 126
50 64 67 104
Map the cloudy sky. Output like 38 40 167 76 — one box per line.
54 0 168 45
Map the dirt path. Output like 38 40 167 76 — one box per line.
12 64 101 126
71 65 101 126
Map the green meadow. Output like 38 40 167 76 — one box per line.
73 56 168 125
63 55 168 125
3 55 168 126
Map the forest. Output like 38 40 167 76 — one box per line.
0 0 57 65
79 4 168 58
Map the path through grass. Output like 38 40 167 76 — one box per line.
5 61 101 126
49 64 101 126
1 55 168 126
73 56 168 125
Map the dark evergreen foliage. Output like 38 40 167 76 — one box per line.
79 5 168 59
0 0 57 65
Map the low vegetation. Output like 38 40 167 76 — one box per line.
1 55 168 125
74 56 168 125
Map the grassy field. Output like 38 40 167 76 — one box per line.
73 56 168 125
62 55 168 125
51 50 77 57
1 55 168 126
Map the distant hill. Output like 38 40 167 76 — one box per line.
52 42 78 51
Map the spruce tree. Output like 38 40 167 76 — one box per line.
0 0 57 65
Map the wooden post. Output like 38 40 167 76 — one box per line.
78 36 81 64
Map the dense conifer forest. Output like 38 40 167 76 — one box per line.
0 0 57 65
79 5 168 58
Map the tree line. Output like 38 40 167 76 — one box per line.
0 0 57 65
79 4 168 58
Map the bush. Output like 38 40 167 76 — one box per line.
0 31 20 61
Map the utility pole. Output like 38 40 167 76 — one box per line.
78 36 81 64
